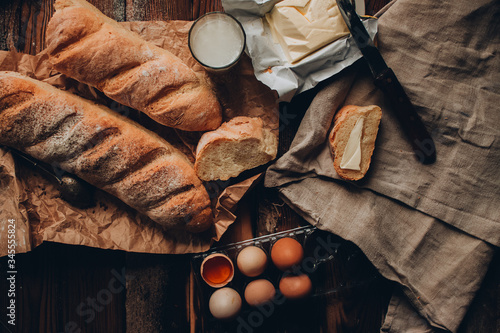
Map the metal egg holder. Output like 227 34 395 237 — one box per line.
191 225 380 324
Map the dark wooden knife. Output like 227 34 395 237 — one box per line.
337 0 436 164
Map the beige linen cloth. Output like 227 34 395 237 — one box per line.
265 0 500 331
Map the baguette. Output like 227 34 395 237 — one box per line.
0 71 213 232
329 105 382 181
46 0 222 132
194 117 278 181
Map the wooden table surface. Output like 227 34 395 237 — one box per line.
0 0 498 332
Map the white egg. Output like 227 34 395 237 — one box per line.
237 246 268 277
209 287 242 320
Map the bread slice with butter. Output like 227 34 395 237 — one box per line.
329 105 382 181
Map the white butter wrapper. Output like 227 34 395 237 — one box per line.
222 0 378 101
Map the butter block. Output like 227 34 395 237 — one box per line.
265 0 350 63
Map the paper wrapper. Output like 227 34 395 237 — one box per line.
222 0 377 101
0 20 278 256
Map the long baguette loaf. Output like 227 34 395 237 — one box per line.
0 71 213 232
45 0 222 132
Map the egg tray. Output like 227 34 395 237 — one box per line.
190 225 381 327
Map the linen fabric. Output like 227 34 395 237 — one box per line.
265 0 500 331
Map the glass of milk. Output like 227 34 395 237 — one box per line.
188 12 246 71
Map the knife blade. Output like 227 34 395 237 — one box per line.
337 0 436 164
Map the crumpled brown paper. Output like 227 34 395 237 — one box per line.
0 20 278 256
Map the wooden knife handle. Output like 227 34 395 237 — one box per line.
374 67 436 164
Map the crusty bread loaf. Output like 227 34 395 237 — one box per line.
194 117 278 181
0 71 212 232
329 105 382 181
45 0 222 132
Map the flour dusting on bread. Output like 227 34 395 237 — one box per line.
0 71 213 232
46 0 222 132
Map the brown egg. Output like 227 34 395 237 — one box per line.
271 237 304 271
279 274 312 299
244 279 276 306
201 253 234 288
237 246 268 277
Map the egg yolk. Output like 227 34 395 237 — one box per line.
203 256 233 284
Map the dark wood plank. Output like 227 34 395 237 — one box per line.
87 0 126 21
125 253 191 333
0 0 124 56
0 0 497 333
126 0 223 21
0 243 126 333
0 0 55 55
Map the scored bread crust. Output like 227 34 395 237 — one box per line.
329 105 382 181
0 71 213 233
194 117 278 181
46 0 222 132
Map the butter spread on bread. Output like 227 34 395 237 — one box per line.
339 117 364 170
329 105 382 181
0 71 213 232
46 0 222 132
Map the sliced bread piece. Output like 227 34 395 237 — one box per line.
195 117 278 181
329 105 382 181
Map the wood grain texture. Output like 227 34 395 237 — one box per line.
0 242 126 333
0 0 53 54
126 0 223 21
0 0 498 333
125 253 191 333
0 0 124 55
